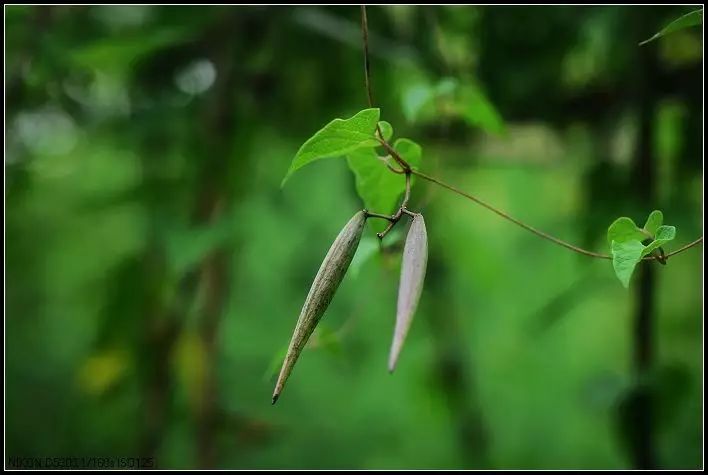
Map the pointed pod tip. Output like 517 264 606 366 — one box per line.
271 394 280 405
387 354 398 374
386 213 427 380
272 208 367 407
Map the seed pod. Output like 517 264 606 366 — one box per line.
388 214 428 373
272 210 367 404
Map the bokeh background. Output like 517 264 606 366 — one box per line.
5 5 703 470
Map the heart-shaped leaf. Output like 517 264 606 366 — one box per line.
607 211 678 287
282 108 380 186
643 210 663 238
346 138 423 223
393 138 422 170
611 240 645 288
377 121 393 141
607 217 647 245
641 225 676 257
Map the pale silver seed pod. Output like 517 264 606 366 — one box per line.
388 214 428 373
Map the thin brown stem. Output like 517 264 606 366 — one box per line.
412 169 611 258
360 5 411 173
386 162 406 174
663 236 703 259
374 170 414 239
378 137 411 172
360 6 387 150
412 169 703 261
654 247 667 265
360 6 416 240
377 208 403 239
401 172 411 208
360 5 374 109
377 221 397 239
365 210 396 222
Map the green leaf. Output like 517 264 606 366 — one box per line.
393 138 422 170
377 121 393 141
640 9 703 45
643 210 663 237
611 240 645 288
607 217 647 245
282 108 380 186
641 225 676 257
608 212 678 285
346 138 423 231
347 148 407 218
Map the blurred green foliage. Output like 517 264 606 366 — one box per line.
5 5 703 469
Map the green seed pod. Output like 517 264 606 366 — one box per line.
272 210 367 404
388 214 428 373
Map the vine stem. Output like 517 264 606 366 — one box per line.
413 169 702 261
412 170 611 259
369 171 414 239
360 5 375 110
359 5 702 262
663 237 703 258
361 5 411 173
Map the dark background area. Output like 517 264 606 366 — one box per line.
5 5 703 469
